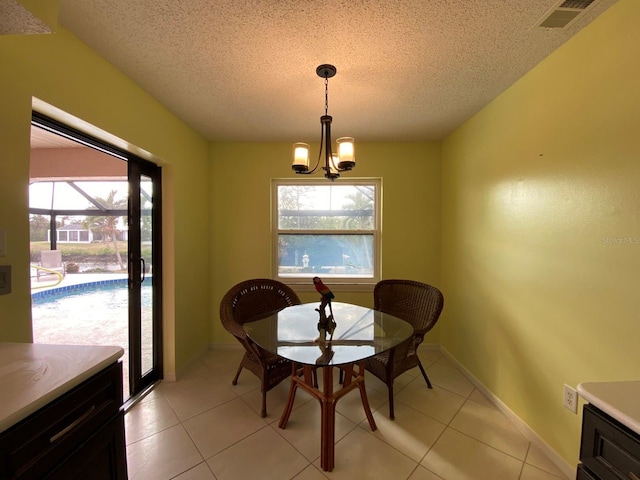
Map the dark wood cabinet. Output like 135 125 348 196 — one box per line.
578 403 640 480
0 362 127 480
576 463 599 480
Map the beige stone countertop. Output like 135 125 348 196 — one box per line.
577 381 640 435
0 342 123 433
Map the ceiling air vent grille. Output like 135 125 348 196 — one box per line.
536 0 598 29
559 0 595 8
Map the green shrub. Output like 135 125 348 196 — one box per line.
66 262 80 273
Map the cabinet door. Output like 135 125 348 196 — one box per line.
44 411 127 480
580 404 640 480
576 464 598 480
0 363 122 480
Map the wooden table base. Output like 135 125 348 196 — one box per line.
278 361 377 472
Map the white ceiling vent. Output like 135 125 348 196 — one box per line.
536 0 600 29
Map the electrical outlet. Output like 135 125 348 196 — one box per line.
564 384 578 413
0 265 11 295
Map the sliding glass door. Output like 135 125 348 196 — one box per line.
128 160 162 396
30 113 163 400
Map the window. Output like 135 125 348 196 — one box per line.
272 179 381 287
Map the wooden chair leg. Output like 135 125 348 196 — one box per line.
232 364 243 385
417 359 433 389
260 388 267 418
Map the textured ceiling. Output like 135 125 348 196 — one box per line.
56 0 618 143
0 0 52 34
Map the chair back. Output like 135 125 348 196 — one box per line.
374 279 444 340
220 278 301 343
40 250 63 268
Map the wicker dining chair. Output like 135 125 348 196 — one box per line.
220 278 301 417
364 279 444 420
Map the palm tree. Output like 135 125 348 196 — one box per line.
86 190 127 271
340 187 375 271
341 186 374 230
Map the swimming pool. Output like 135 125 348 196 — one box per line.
31 278 152 399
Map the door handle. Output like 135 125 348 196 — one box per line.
50 405 96 443
140 258 146 284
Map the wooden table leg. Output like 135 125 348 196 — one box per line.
279 362 375 472
320 365 335 471
279 363 298 429
356 361 377 432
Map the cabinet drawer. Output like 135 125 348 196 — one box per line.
0 362 122 480
576 464 598 480
580 404 640 480
44 411 127 480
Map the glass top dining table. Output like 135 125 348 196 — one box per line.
244 301 414 472
243 301 414 367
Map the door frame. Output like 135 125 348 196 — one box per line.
128 159 163 396
30 112 164 399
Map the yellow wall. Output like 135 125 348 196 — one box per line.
210 142 442 344
0 24 211 376
441 0 640 466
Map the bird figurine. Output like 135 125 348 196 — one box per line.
313 276 336 340
313 276 335 303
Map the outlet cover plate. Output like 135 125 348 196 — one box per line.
0 265 11 295
563 384 578 414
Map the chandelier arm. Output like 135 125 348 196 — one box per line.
322 115 339 180
324 116 331 173
310 124 324 174
316 121 325 173
299 122 324 175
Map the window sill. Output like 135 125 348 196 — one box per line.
286 281 376 294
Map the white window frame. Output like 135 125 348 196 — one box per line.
272 178 381 291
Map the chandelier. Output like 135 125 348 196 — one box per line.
291 64 355 181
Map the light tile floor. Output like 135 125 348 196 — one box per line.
124 348 570 480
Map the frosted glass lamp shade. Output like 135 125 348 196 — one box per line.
292 143 310 172
337 137 355 170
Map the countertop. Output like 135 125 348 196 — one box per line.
577 380 640 435
0 342 124 433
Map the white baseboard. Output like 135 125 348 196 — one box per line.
440 347 575 480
